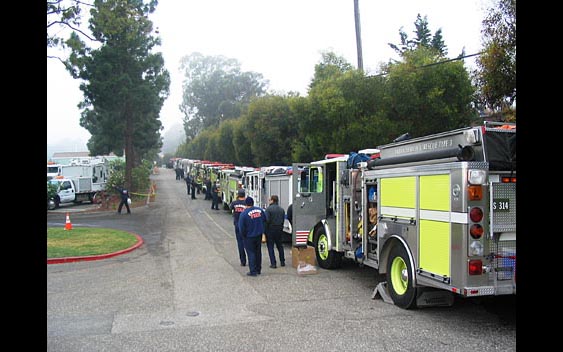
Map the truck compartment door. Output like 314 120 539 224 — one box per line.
291 163 326 247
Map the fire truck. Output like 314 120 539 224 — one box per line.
244 166 294 238
291 122 516 309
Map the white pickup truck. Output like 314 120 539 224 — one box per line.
47 158 109 210
47 176 102 209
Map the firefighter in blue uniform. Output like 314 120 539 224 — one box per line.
238 196 266 276
115 185 131 214
229 188 248 266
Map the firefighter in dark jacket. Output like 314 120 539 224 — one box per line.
190 176 196 199
265 195 285 268
185 174 191 195
238 196 266 276
229 188 248 266
115 186 131 214
211 181 221 210
205 178 212 200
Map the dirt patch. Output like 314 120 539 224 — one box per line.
89 195 154 213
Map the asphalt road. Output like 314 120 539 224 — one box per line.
47 168 516 352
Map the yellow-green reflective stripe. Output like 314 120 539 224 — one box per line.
420 174 450 211
380 177 415 209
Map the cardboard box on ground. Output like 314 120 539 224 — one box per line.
292 246 318 275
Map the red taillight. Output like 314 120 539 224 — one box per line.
469 207 483 222
470 224 483 239
468 185 482 200
468 260 483 275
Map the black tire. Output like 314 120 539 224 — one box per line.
313 227 343 269
47 199 56 210
92 192 102 204
386 244 417 309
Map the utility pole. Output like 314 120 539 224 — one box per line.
354 0 363 71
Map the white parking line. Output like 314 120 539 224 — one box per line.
203 211 233 238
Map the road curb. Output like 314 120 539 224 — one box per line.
47 232 144 265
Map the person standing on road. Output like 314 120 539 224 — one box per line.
190 176 197 199
286 203 293 228
211 181 221 210
229 188 248 266
196 174 203 194
265 195 285 268
239 196 266 276
185 174 192 195
115 185 131 214
205 178 212 200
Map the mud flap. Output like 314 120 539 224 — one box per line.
372 282 454 308
415 288 454 308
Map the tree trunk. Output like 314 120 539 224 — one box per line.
125 108 135 192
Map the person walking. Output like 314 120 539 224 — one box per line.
211 181 221 210
238 196 266 277
115 185 131 214
265 195 285 268
229 188 248 266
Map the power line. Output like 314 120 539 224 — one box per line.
420 51 483 68
371 51 484 77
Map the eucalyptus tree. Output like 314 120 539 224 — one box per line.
65 0 170 190
179 52 268 143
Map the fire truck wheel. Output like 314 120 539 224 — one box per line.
313 227 342 269
386 244 417 309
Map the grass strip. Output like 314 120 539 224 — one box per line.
47 227 138 258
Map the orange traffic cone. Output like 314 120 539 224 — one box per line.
64 212 73 231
